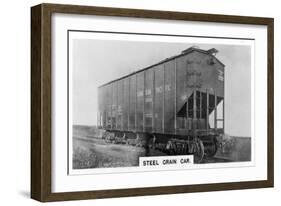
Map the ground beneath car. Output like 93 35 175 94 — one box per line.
72 125 251 169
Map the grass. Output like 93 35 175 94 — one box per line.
72 136 146 169
215 135 251 161
73 146 99 169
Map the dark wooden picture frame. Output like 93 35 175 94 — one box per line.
31 3 274 202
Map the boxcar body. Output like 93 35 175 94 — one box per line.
97 47 225 162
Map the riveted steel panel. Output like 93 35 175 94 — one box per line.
129 75 136 131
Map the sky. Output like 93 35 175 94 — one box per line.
72 38 251 137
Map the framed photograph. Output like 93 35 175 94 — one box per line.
31 3 274 202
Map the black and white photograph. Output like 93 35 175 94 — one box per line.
29 3 273 201
69 31 253 173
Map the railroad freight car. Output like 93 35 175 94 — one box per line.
97 47 225 162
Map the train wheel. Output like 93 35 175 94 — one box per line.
193 138 205 163
204 140 218 157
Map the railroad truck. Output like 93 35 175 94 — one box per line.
97 46 225 163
